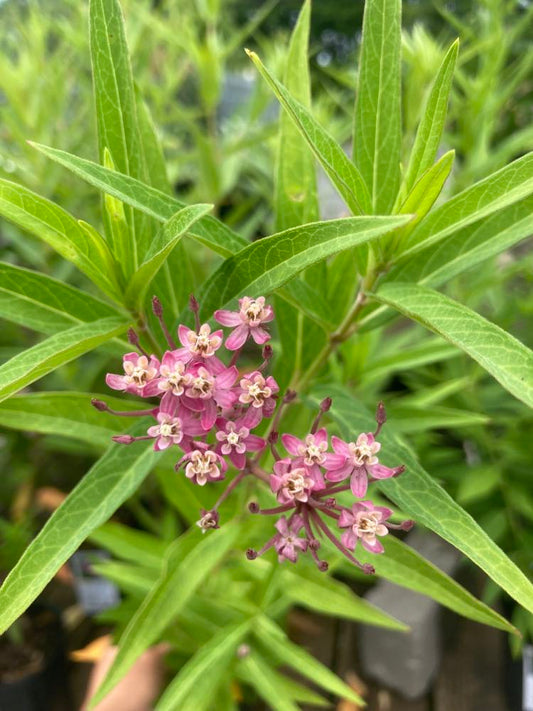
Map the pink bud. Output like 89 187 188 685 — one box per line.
112 435 135 444
246 549 258 560
91 398 108 412
152 295 163 317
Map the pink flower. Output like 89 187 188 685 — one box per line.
182 364 238 431
215 296 274 350
196 509 220 533
178 442 227 486
274 516 308 563
175 324 225 373
215 419 266 469
270 459 315 504
144 350 191 397
238 371 279 428
326 432 403 497
106 352 160 396
281 428 344 490
338 501 393 553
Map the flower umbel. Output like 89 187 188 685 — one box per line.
97 296 412 575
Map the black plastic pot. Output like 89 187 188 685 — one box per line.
0 605 69 711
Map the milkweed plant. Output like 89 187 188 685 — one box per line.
0 0 532 708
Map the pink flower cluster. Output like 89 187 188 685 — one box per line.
94 295 413 574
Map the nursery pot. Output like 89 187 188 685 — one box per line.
0 604 67 711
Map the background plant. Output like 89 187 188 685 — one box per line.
0 0 532 707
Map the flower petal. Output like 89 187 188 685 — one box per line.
225 324 249 351
350 468 368 497
214 309 241 326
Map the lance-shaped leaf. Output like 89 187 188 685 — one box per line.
0 262 124 335
239 651 300 711
89 522 167 570
90 523 241 706
124 203 213 307
197 215 411 320
373 283 533 408
353 0 402 213
90 0 149 262
237 664 329 709
312 385 533 616
246 49 371 215
331 532 516 633
0 317 129 403
397 151 454 228
358 197 533 334
29 142 247 257
275 0 318 231
390 196 533 288
0 392 143 448
254 615 364 705
0 434 156 633
281 567 407 630
0 180 121 300
402 39 459 197
400 152 533 258
155 621 252 711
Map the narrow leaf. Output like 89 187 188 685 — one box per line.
374 283 533 408
0 317 129 403
198 215 411 320
91 523 241 706
255 616 364 705
239 651 300 711
0 262 124 335
90 0 147 259
314 385 533 616
0 392 142 448
402 40 459 196
0 435 156 633
246 49 371 215
29 142 247 257
125 203 212 307
354 0 402 213
0 179 121 300
400 152 533 258
275 0 319 231
282 568 407 630
156 621 252 711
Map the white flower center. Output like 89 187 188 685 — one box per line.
227 432 240 446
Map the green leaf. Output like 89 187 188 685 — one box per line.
282 567 407 630
373 283 533 408
255 615 364 706
124 203 213 307
314 385 533 616
89 522 167 570
361 338 458 385
400 152 533 259
397 150 454 230
90 0 147 262
275 0 318 231
246 49 371 215
155 621 252 711
385 404 489 433
135 87 195 314
0 179 121 300
456 466 500 505
0 392 143 447
197 215 411 320
0 262 124 336
402 40 459 197
0 317 129 403
91 560 155 597
351 535 516 633
249 669 329 708
0 435 156 633
354 0 402 213
389 196 533 288
91 523 241 706
29 142 247 258
239 651 300 711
